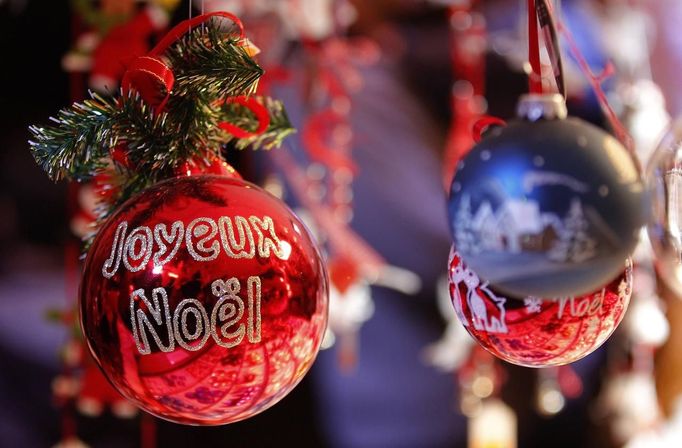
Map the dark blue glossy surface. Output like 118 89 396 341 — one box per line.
449 118 646 298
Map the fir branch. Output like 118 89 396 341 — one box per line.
161 92 218 166
166 22 264 98
28 93 119 181
116 94 184 173
29 20 296 243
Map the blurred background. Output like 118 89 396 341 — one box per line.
2 0 682 447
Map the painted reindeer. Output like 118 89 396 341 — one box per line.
450 255 508 334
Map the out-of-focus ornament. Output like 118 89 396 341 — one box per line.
536 368 565 416
647 118 682 297
80 175 328 425
620 80 670 162
629 233 669 346
448 246 632 367
197 0 356 41
624 395 682 448
600 372 663 445
535 367 583 416
323 280 374 369
422 274 474 372
448 94 646 298
63 0 178 92
468 399 517 448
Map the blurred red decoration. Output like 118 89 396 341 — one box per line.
448 246 632 367
80 175 328 424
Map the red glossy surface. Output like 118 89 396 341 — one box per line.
80 175 328 425
448 246 631 367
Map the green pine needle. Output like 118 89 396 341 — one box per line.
166 21 264 98
29 92 118 181
28 20 294 234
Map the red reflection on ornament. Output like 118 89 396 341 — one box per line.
80 175 328 425
448 247 631 367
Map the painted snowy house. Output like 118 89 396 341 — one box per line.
468 198 562 253
468 198 563 254
494 199 546 253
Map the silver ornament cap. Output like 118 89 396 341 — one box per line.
517 93 568 121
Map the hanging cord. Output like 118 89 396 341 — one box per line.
536 0 566 97
527 0 566 96
527 0 543 93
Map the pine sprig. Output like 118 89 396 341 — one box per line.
166 23 264 98
29 93 119 181
28 19 295 232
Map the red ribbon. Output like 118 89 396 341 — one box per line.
528 0 543 94
150 12 244 56
217 95 270 139
119 12 269 140
472 115 506 142
121 56 174 110
121 12 252 116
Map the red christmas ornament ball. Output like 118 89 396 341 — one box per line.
448 246 632 367
80 175 328 425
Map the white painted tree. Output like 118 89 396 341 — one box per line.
455 194 479 255
548 198 597 263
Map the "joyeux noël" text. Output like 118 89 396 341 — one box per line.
101 215 288 278
131 276 262 355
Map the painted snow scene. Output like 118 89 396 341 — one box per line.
450 160 631 297
447 248 633 367
448 118 645 298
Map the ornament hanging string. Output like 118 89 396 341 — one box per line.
536 0 565 96
527 0 543 94
527 0 565 96
121 11 269 137
468 0 545 147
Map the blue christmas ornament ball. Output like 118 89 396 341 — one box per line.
448 101 646 298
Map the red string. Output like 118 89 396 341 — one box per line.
122 12 245 113
527 0 543 94
140 413 157 448
217 96 271 138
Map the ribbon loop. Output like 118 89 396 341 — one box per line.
218 96 270 139
472 116 506 143
150 11 245 57
121 12 269 142
121 56 175 111
121 12 246 112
